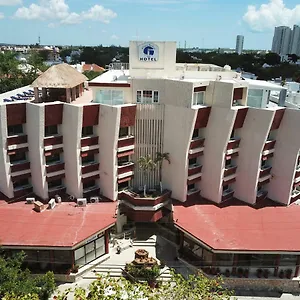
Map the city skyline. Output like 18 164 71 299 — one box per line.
0 0 300 49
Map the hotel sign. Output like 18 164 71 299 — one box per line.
138 43 159 62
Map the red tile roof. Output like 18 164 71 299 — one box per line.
173 199 300 252
82 64 105 73
0 200 116 248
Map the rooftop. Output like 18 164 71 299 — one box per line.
173 198 300 253
0 200 117 248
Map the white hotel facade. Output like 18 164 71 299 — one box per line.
0 41 300 216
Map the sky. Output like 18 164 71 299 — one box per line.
0 0 300 49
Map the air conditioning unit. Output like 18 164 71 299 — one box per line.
26 197 35 204
77 198 87 207
48 198 56 210
90 196 99 203
55 194 62 203
69 195 75 201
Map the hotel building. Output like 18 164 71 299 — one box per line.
1 41 300 284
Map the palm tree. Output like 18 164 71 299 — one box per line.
155 152 170 193
138 154 156 197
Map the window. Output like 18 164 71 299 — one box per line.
82 155 95 165
192 129 199 139
10 152 26 164
82 126 93 137
118 156 129 165
46 153 61 165
136 90 159 104
118 181 129 191
192 92 204 106
95 90 124 105
119 127 129 138
188 184 195 190
225 159 232 167
13 178 29 189
230 130 235 139
7 124 23 136
45 125 58 137
216 253 233 267
48 179 62 189
281 255 297 266
261 160 266 168
189 158 197 166
247 89 264 108
223 185 229 192
83 180 96 190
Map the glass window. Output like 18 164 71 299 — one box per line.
118 156 129 165
7 124 23 136
192 129 199 138
85 241 95 254
53 250 72 263
189 158 197 165
281 255 297 266
225 159 232 167
247 89 264 108
193 92 204 106
143 91 153 104
137 91 142 103
13 178 29 189
75 247 85 261
46 153 61 165
153 91 159 103
83 180 96 190
188 184 195 190
223 185 229 192
112 90 124 105
45 125 58 137
48 179 62 189
82 126 93 137
96 90 124 105
216 253 233 267
10 152 26 164
82 155 95 165
119 127 129 138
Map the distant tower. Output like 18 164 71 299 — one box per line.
38 35 41 45
271 26 291 55
184 40 187 49
235 35 244 55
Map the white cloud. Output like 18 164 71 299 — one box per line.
243 0 300 31
110 34 119 40
0 0 21 6
14 0 116 25
0 12 4 18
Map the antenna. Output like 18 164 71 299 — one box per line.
38 34 41 45
184 40 187 49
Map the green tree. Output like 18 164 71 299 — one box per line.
0 251 56 300
155 152 170 193
54 271 233 300
138 154 156 197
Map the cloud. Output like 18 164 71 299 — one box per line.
14 0 116 25
243 0 300 31
0 0 21 6
0 12 4 18
110 34 119 40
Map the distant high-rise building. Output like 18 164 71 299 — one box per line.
271 26 292 55
290 25 300 56
235 35 244 55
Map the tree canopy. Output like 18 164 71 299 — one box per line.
0 251 56 300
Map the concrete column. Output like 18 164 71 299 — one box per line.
71 87 76 101
274 254 280 276
66 88 71 103
34 88 39 103
279 89 287 107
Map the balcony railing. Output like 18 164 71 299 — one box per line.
295 169 300 179
224 165 237 177
83 185 100 197
118 162 134 175
14 184 33 198
186 188 200 200
222 189 234 201
187 173 202 185
46 162 65 173
260 166 272 178
44 135 63 147
82 162 99 174
10 161 30 173
7 134 28 147
256 190 268 201
81 136 99 147
118 135 135 149
190 137 205 150
263 139 276 151
258 174 271 186
227 138 240 150
48 185 66 197
290 190 300 204
188 164 202 176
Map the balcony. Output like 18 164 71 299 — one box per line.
227 138 240 151
46 172 65 182
46 162 65 174
190 137 205 150
7 134 28 147
82 174 100 183
186 188 200 200
290 190 300 204
260 166 272 178
118 162 134 175
11 171 31 182
258 174 271 186
83 186 100 197
263 139 276 151
222 189 234 202
44 135 63 147
187 173 202 185
295 168 300 179
82 162 99 175
223 174 236 186
224 165 237 177
48 185 66 197
118 135 135 149
81 136 99 147
256 190 268 201
188 147 204 159
10 161 30 173
14 184 33 198
188 164 202 176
